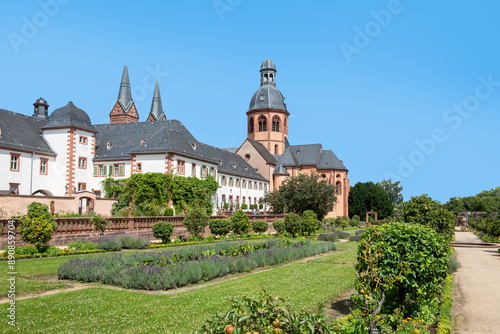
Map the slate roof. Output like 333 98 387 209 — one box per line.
197 143 268 182
43 102 96 133
93 120 217 163
318 149 347 170
272 143 347 174
0 109 55 155
273 164 289 176
247 139 277 164
275 146 299 167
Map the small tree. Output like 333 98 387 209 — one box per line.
19 202 57 250
91 213 109 235
284 212 302 238
336 216 349 231
183 207 210 237
209 218 232 236
301 210 319 236
231 209 251 235
273 220 285 235
400 194 455 242
152 221 174 243
163 207 174 216
252 220 268 233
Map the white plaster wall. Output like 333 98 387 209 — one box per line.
138 154 166 173
216 173 269 210
74 129 95 193
42 128 70 196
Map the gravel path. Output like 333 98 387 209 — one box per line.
453 232 500 333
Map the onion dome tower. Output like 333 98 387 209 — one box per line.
247 59 289 155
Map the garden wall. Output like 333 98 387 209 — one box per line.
0 193 116 218
0 214 283 247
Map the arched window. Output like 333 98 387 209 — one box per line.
336 181 341 195
248 117 254 134
258 116 267 132
264 73 268 82
272 116 280 132
274 145 278 154
269 73 274 82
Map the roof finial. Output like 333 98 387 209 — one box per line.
148 79 166 121
117 65 133 112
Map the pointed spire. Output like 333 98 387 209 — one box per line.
117 65 133 112
149 79 166 121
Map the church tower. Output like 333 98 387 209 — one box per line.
146 79 166 121
246 59 289 155
109 66 139 123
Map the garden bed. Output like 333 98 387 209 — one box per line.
58 239 336 290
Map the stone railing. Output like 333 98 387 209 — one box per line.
0 214 281 246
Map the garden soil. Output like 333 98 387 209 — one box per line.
453 232 500 333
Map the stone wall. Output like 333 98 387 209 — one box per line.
0 214 283 247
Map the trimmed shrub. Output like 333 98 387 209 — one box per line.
209 219 232 236
350 214 361 227
118 235 150 249
349 235 362 242
241 203 248 210
18 202 57 249
252 220 268 233
317 233 338 242
183 207 210 237
163 207 174 216
284 212 302 238
152 221 174 243
68 240 98 251
302 210 319 236
354 222 450 321
231 209 251 235
273 220 285 234
97 236 122 251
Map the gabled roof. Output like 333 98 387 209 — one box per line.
0 109 55 155
246 138 277 164
93 120 217 163
318 149 347 170
197 143 268 182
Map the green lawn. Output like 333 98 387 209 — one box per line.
1 241 359 333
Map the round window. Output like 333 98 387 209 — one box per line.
245 154 251 161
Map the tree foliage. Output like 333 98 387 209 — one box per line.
400 194 455 243
377 179 403 205
252 220 268 233
19 202 57 249
272 220 285 234
263 173 337 220
445 187 500 213
102 173 218 216
354 223 450 324
348 182 393 220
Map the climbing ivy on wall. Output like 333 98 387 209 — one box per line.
101 172 218 216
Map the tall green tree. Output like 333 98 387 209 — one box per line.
262 173 337 220
446 187 500 213
348 182 393 220
377 179 403 206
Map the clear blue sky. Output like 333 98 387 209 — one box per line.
1 1 499 203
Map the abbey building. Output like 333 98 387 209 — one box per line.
0 60 349 217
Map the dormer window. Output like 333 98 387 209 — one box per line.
106 142 112 150
259 94 266 101
191 142 197 150
231 163 236 169
140 139 145 145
